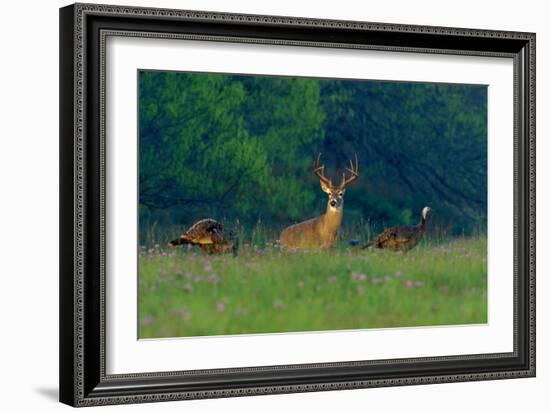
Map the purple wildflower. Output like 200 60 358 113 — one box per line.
182 310 191 321
140 315 155 326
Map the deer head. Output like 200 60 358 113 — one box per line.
279 153 360 249
314 153 359 211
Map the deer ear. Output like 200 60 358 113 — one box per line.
320 179 332 194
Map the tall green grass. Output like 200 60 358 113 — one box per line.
139 216 463 251
138 235 487 338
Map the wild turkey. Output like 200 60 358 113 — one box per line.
363 207 432 251
169 218 238 256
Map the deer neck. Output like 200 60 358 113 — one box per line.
321 203 343 232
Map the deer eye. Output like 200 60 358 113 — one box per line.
338 192 343 197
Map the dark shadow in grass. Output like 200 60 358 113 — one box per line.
35 387 58 402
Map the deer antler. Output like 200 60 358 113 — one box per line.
339 153 359 189
313 153 333 188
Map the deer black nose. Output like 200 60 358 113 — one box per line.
330 200 336 207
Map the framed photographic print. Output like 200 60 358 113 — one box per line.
59 2 536 407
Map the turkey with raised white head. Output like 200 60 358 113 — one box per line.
362 206 432 251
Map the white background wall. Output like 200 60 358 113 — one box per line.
0 0 546 409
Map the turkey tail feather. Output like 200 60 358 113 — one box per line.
169 236 192 247
361 241 373 249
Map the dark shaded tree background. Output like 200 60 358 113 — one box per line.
139 70 487 239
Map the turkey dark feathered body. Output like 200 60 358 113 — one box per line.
361 207 431 252
366 223 426 251
169 218 236 255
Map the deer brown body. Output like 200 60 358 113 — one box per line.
279 154 359 250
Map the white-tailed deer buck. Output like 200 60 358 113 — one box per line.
279 153 359 249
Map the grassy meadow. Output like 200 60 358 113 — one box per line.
138 71 488 339
138 234 487 338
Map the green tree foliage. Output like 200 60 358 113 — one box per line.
320 80 487 234
139 71 325 226
139 71 487 236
